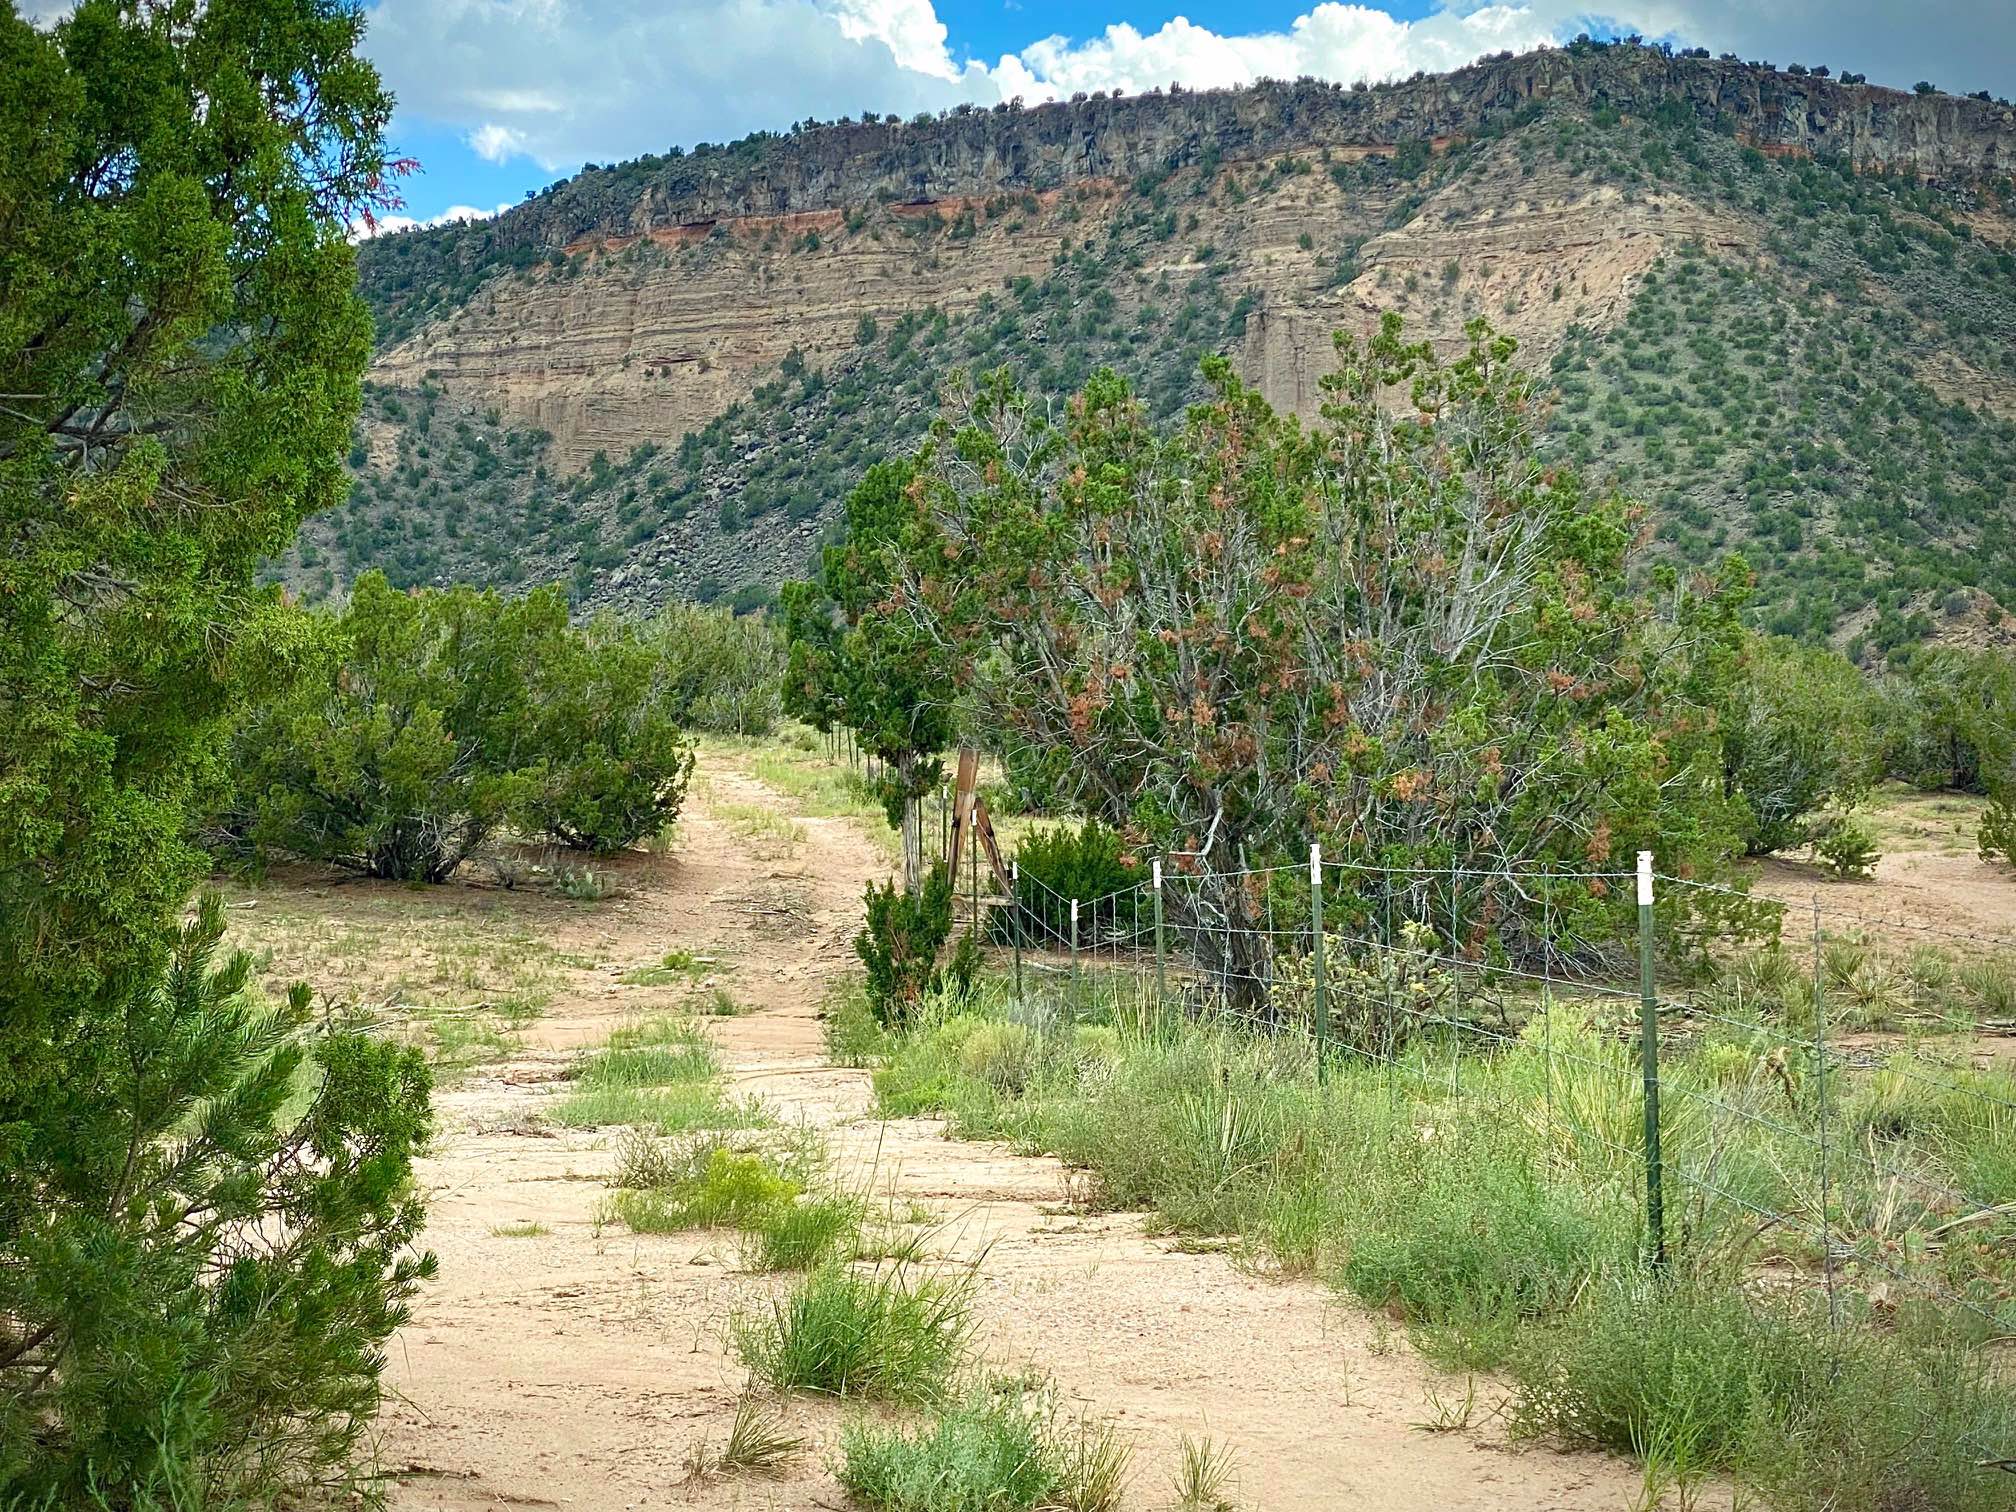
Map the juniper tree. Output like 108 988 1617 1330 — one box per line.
906 317 1756 1004
0 0 434 1498
782 459 958 893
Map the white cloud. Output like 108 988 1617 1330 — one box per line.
351 200 516 241
362 0 2015 183
469 123 531 162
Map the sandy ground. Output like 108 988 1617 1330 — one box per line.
1753 785 2016 949
265 749 1700 1512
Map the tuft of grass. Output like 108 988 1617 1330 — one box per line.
745 1195 862 1271
620 948 711 986
824 981 891 1068
1506 1276 2016 1512
685 1394 802 1480
553 1018 764 1133
1170 1433 1239 1512
838 1384 1131 1512
490 1220 550 1238
607 1142 798 1233
733 1261 975 1401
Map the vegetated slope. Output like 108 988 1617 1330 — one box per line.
295 42 2016 650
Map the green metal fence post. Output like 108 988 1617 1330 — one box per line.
1011 860 1024 1003
1637 850 1667 1271
1814 894 1838 1328
1311 843 1328 1085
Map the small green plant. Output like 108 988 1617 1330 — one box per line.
1980 797 2016 867
685 1393 803 1479
554 864 608 900
1171 1434 1239 1512
825 982 892 1067
745 1195 862 1270
839 1384 1132 1512
858 864 957 1026
607 1143 798 1233
733 1261 975 1400
1812 815 1880 879
490 1220 551 1238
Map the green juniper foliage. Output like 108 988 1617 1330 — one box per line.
235 573 699 874
782 459 958 894
0 0 436 1500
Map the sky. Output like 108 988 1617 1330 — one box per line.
342 0 2016 227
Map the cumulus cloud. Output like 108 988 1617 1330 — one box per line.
361 0 2015 184
364 0 994 174
350 200 517 241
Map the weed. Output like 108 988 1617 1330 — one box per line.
1170 1434 1238 1512
685 1394 802 1479
490 1220 550 1238
745 1195 862 1270
1414 1377 1477 1433
838 1384 1130 1512
733 1261 975 1400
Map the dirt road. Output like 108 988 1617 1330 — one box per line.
376 751 1670 1512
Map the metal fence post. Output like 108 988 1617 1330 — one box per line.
1011 860 1024 1003
1637 850 1667 1271
1814 894 1838 1328
1070 897 1080 993
1152 860 1166 1015
1311 843 1328 1085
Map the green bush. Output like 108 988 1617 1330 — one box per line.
1982 799 2016 868
998 821 1145 948
238 573 563 880
858 864 957 1025
0 900 436 1499
647 602 787 735
1813 814 1881 879
517 615 696 852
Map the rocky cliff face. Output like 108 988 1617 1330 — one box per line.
438 48 2016 258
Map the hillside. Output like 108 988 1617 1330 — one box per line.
300 40 2016 654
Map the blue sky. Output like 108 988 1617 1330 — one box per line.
356 0 2016 228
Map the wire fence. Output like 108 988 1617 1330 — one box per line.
956 843 2016 1350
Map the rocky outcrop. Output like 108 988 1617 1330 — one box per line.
383 47 2016 270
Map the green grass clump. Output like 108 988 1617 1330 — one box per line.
608 1143 799 1233
746 1194 863 1270
553 1017 762 1133
1507 1277 2016 1512
838 1384 1131 1512
734 1261 975 1400
824 982 892 1068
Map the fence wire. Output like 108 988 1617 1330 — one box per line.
965 846 2016 1368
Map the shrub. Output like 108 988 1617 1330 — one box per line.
858 863 957 1025
0 899 436 1500
1812 815 1880 879
733 1262 975 1399
1722 637 1879 854
647 602 787 735
1981 798 2016 867
239 573 564 880
998 821 1145 948
517 618 696 852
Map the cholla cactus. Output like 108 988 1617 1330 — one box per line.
1271 919 1455 1053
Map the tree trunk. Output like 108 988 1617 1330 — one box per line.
898 754 923 895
